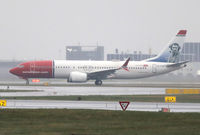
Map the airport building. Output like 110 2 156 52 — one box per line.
180 42 200 62
107 42 200 62
66 45 104 60
107 49 156 61
1 42 200 82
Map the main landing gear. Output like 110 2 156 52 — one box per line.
95 80 102 86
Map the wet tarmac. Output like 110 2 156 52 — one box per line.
2 100 200 112
0 85 165 96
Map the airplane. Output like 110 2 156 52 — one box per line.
10 30 188 85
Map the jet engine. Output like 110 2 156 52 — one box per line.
68 71 87 82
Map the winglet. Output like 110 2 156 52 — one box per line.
121 57 130 71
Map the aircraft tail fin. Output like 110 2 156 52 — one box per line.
145 30 187 63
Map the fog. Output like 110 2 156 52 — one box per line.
0 0 200 60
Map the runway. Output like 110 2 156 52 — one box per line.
0 85 200 113
0 85 165 96
1 80 200 88
2 100 200 112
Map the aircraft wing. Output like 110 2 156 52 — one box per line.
87 68 117 80
87 58 130 80
166 61 189 67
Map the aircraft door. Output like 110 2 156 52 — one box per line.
30 63 35 72
152 64 157 73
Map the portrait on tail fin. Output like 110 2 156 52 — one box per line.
144 30 186 63
168 43 181 63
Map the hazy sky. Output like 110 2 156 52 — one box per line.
0 0 200 60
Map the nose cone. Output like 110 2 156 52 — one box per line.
9 67 19 76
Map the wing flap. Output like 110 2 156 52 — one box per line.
88 69 117 80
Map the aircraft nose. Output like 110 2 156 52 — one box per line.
9 67 18 75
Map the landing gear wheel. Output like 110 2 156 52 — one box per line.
95 80 102 86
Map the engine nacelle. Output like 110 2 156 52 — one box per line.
68 71 87 82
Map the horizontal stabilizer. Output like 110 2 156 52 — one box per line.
166 61 189 67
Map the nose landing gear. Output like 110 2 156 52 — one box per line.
25 78 29 85
95 80 102 86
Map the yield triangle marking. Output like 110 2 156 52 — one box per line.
119 101 130 111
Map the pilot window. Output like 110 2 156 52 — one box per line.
18 65 24 68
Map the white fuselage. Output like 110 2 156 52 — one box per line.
53 60 181 79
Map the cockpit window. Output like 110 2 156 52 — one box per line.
17 65 24 68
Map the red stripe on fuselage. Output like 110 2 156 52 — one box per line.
21 60 53 78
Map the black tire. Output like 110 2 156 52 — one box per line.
95 80 102 86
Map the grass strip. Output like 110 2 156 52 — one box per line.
0 109 200 135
